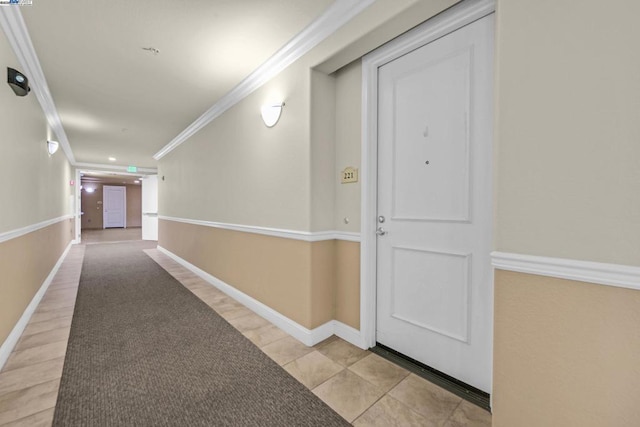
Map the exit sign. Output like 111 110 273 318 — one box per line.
127 166 137 173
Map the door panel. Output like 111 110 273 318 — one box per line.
392 48 471 222
376 15 494 392
103 186 126 228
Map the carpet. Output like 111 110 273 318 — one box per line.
53 241 349 426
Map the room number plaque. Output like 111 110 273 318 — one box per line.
341 167 358 184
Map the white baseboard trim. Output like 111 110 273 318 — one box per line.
157 246 367 349
491 251 640 291
334 320 368 349
0 241 73 371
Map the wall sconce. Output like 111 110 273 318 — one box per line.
261 102 284 127
47 140 59 155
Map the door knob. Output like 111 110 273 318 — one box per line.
376 227 386 236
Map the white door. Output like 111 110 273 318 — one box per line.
141 175 158 241
376 15 494 392
103 185 126 228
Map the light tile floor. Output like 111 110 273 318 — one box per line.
0 244 492 426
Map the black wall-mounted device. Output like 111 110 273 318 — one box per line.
7 67 30 96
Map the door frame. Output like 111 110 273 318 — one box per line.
103 185 127 229
360 0 495 350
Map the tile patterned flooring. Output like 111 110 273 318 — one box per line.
0 243 492 426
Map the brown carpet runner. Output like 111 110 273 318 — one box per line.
53 241 348 426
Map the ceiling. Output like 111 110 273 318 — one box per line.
20 0 334 168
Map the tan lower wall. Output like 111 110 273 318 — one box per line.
335 240 360 329
0 219 73 345
159 219 361 331
310 240 336 328
493 270 640 426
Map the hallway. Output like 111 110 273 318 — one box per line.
0 242 490 426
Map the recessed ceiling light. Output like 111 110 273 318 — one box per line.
134 180 140 184
108 157 116 161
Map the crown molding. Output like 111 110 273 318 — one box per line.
0 7 76 164
75 162 158 174
491 251 640 291
153 0 376 160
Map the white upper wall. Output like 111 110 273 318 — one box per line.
0 32 71 234
495 0 640 266
159 59 312 230
158 0 458 232
333 60 362 233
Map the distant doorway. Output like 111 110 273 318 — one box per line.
103 185 126 228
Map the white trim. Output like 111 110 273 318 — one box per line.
76 163 158 174
334 320 368 349
0 241 73 371
0 8 75 164
157 246 366 348
0 215 73 244
491 251 640 291
360 0 496 348
74 169 82 243
159 216 360 242
153 0 375 160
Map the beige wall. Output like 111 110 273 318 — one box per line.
157 3 640 424
126 185 142 227
494 271 640 426
159 59 312 231
333 60 362 233
159 219 361 330
335 240 360 329
492 1 640 424
160 219 316 328
0 32 73 346
0 38 72 234
310 69 336 232
80 183 141 229
0 220 72 345
155 0 460 342
495 0 640 266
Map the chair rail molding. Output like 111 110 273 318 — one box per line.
491 251 640 291
159 216 360 242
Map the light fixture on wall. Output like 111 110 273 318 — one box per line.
261 101 285 127
47 140 59 155
7 68 30 96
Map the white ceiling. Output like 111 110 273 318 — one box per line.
20 0 334 168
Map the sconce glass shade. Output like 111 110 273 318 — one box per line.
261 102 284 127
47 140 59 155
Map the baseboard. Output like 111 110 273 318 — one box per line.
157 246 367 349
0 241 73 371
334 320 368 349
